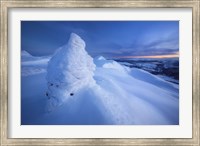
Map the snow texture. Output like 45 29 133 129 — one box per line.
94 56 129 73
46 33 96 110
21 33 179 125
21 50 50 76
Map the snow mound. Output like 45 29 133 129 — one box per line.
94 56 128 73
21 50 50 76
103 61 126 72
21 50 35 61
21 50 32 57
95 56 106 60
46 33 96 110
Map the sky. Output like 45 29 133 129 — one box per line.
21 21 179 59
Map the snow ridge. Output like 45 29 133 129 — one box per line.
21 33 179 125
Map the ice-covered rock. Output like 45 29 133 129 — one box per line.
46 33 96 110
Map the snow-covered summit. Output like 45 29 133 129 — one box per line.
67 33 86 49
95 56 106 60
46 33 96 110
21 50 35 61
21 50 32 57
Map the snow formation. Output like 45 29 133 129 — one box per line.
46 33 96 110
21 50 32 57
21 50 50 76
21 33 179 125
94 56 129 73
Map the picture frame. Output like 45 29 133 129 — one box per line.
0 0 199 145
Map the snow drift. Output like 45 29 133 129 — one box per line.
21 33 179 125
21 50 50 76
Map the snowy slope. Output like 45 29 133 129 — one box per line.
21 33 179 125
93 57 178 124
21 50 50 76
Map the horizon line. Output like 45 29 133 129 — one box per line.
113 54 179 59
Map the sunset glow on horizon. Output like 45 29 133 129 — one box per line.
115 53 179 59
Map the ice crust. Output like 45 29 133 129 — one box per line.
46 33 96 109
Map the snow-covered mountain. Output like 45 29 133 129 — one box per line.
21 50 32 57
21 50 36 62
21 33 179 125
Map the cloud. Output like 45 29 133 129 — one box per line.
97 33 179 58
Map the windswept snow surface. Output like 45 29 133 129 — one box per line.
21 50 50 76
21 33 179 125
